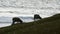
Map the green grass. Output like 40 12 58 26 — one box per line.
0 13 60 34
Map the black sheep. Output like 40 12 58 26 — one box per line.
34 14 42 21
12 17 23 25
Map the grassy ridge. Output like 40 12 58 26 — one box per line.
0 14 60 34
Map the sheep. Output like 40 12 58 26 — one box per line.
34 14 42 21
12 17 23 25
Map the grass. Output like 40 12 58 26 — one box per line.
0 13 60 34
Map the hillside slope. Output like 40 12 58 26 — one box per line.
0 14 60 34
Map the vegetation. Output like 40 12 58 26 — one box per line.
0 14 60 34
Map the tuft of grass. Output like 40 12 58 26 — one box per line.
0 14 60 34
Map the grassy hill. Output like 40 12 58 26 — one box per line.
0 14 60 34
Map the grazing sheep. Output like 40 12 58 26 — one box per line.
12 17 23 25
34 14 42 21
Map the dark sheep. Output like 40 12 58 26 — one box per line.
12 17 23 25
34 14 42 21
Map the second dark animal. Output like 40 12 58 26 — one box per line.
34 14 42 21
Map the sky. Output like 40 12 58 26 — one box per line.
0 0 60 27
